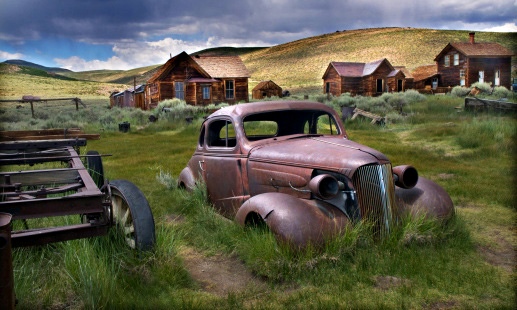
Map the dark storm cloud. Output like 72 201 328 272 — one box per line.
1 0 515 45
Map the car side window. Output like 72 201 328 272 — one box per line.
303 113 340 135
207 119 236 148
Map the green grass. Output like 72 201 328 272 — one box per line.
2 95 515 309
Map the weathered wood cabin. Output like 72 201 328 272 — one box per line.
145 51 250 108
322 58 407 96
411 65 441 90
252 80 283 99
433 32 514 89
110 85 146 109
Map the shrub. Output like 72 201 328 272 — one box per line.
470 82 493 93
450 86 471 97
403 89 426 104
335 93 356 107
491 86 511 99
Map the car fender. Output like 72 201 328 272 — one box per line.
178 167 196 191
395 177 454 220
235 192 351 249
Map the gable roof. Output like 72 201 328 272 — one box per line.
147 51 249 83
394 66 413 79
323 58 395 78
411 64 439 82
192 55 250 78
252 80 282 91
434 42 514 61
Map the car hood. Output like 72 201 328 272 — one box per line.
248 136 389 176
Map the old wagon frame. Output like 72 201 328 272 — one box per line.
0 129 155 250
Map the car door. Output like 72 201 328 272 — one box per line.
201 117 246 218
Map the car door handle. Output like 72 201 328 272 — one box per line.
198 160 205 172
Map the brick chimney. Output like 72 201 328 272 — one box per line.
469 32 475 44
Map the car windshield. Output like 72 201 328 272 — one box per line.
243 109 340 141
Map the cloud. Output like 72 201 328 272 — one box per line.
483 22 517 32
54 36 265 71
0 50 24 61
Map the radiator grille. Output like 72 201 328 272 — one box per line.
352 164 396 236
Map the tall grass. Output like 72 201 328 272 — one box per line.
4 95 516 308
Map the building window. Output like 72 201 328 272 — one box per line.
175 82 184 100
202 85 211 99
225 80 234 99
453 54 459 66
478 71 484 83
444 55 450 67
494 70 500 86
460 70 465 86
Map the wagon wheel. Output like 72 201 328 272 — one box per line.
86 150 105 188
109 180 155 251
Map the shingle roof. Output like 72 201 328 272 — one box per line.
328 58 393 78
147 51 249 83
411 64 438 82
394 66 413 79
434 42 514 61
252 80 281 91
192 55 250 78
451 42 514 57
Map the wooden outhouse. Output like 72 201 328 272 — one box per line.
433 32 514 88
322 58 406 96
252 80 283 99
110 85 147 109
145 51 250 108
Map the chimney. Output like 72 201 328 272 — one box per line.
469 32 475 44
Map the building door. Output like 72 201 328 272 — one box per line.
478 71 484 83
432 78 438 90
376 79 383 93
397 79 403 92
325 82 330 94
494 70 500 86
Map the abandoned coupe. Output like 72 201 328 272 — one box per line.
179 101 454 248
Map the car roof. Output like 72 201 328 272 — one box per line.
207 101 338 120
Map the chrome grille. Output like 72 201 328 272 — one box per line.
352 164 396 236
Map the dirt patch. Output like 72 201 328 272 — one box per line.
374 275 410 290
180 247 267 296
425 300 458 309
477 238 516 273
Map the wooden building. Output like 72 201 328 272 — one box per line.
322 58 407 96
145 51 250 108
110 85 147 109
411 65 440 90
433 32 514 89
252 80 283 99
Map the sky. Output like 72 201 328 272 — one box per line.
0 0 516 72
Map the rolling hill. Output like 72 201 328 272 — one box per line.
1 27 516 97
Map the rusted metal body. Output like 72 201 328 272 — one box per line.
179 101 454 248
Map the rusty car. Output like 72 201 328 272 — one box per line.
179 101 454 248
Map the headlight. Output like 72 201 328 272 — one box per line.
393 165 418 189
309 174 340 199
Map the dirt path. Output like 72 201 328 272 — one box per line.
180 247 268 296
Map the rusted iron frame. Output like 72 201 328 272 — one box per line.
11 223 109 248
0 143 109 247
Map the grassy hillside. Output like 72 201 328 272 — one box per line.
0 64 129 99
240 28 517 91
0 27 515 98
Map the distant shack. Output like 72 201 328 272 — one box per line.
252 80 283 99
